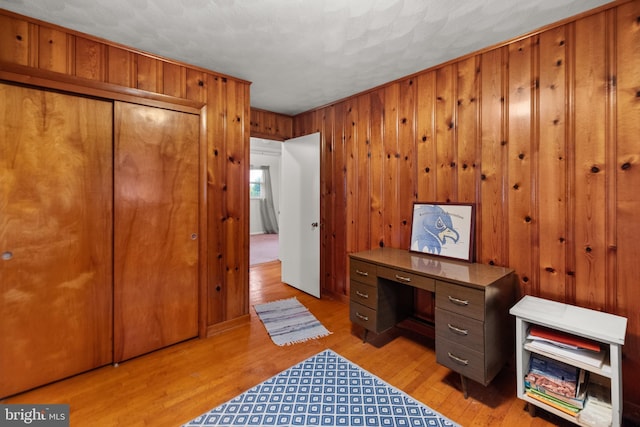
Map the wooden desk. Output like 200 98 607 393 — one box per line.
349 247 515 397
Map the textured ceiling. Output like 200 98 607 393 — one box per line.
1 0 611 115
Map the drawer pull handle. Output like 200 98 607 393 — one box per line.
355 269 369 277
395 274 411 283
448 296 469 306
447 352 469 366
355 290 369 299
447 324 469 335
355 312 369 321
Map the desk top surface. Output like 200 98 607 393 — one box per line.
349 247 514 288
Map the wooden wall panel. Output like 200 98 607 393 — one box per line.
136 54 162 92
206 75 228 326
74 36 105 81
223 78 250 319
456 56 480 205
369 90 386 249
435 65 456 202
320 107 336 293
38 26 71 73
163 62 186 98
615 0 640 397
250 108 293 141
106 46 135 87
537 26 569 301
416 72 437 201
356 94 371 252
344 99 357 255
397 78 416 247
293 2 640 412
332 103 348 296
0 15 33 66
186 68 206 103
479 47 508 266
573 13 608 311
507 37 534 297
383 84 400 249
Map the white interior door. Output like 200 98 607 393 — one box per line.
279 132 320 297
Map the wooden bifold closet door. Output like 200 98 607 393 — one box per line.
113 101 200 363
0 83 114 398
1 85 201 398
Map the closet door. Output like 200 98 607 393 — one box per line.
0 83 113 398
114 101 200 362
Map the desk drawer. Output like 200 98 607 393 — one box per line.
435 281 485 321
436 337 485 384
350 301 380 332
350 259 377 286
377 266 435 291
350 281 377 309
435 308 484 353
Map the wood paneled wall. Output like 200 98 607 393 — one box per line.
293 0 640 414
250 108 293 140
0 9 251 335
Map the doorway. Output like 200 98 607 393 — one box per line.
249 137 282 266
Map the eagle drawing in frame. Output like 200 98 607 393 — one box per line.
410 203 474 262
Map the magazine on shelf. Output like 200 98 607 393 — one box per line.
525 353 580 398
525 367 588 409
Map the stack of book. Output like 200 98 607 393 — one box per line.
523 325 612 422
525 353 588 416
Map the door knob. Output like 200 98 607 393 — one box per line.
311 222 318 228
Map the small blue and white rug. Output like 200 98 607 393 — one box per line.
254 297 331 346
184 349 459 427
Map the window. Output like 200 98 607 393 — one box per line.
250 168 264 199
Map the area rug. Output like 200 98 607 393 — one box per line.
183 349 459 427
254 297 331 346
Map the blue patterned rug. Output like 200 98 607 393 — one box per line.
184 349 459 427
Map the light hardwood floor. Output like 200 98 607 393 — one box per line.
3 261 579 426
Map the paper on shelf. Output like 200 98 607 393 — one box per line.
527 339 606 368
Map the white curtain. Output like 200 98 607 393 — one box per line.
258 165 279 234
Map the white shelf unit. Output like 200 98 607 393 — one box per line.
510 296 627 427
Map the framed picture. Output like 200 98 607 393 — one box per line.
409 202 475 262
